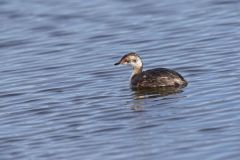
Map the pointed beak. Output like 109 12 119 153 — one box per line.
114 56 126 65
114 61 120 65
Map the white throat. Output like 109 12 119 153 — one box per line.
130 59 143 79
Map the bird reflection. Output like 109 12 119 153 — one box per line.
132 87 183 100
129 87 185 111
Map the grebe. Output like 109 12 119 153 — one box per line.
114 52 188 89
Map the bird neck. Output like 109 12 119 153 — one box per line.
131 66 143 79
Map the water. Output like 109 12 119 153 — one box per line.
0 0 240 159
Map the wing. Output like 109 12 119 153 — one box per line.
131 68 187 88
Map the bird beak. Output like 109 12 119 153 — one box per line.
114 56 125 65
114 61 120 65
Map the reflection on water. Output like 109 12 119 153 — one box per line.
130 104 145 112
130 87 186 111
132 87 184 99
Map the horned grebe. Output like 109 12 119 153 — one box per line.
114 52 188 89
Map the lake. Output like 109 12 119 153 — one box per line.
0 0 240 159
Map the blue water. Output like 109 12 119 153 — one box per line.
0 0 240 159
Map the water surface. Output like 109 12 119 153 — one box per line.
0 0 240 159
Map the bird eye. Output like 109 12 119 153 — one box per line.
133 60 137 63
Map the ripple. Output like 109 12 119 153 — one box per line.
31 25 56 32
0 92 25 98
50 14 83 22
198 126 225 133
49 30 75 37
211 0 239 5
0 39 31 49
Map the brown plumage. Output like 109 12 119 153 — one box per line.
115 52 188 89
